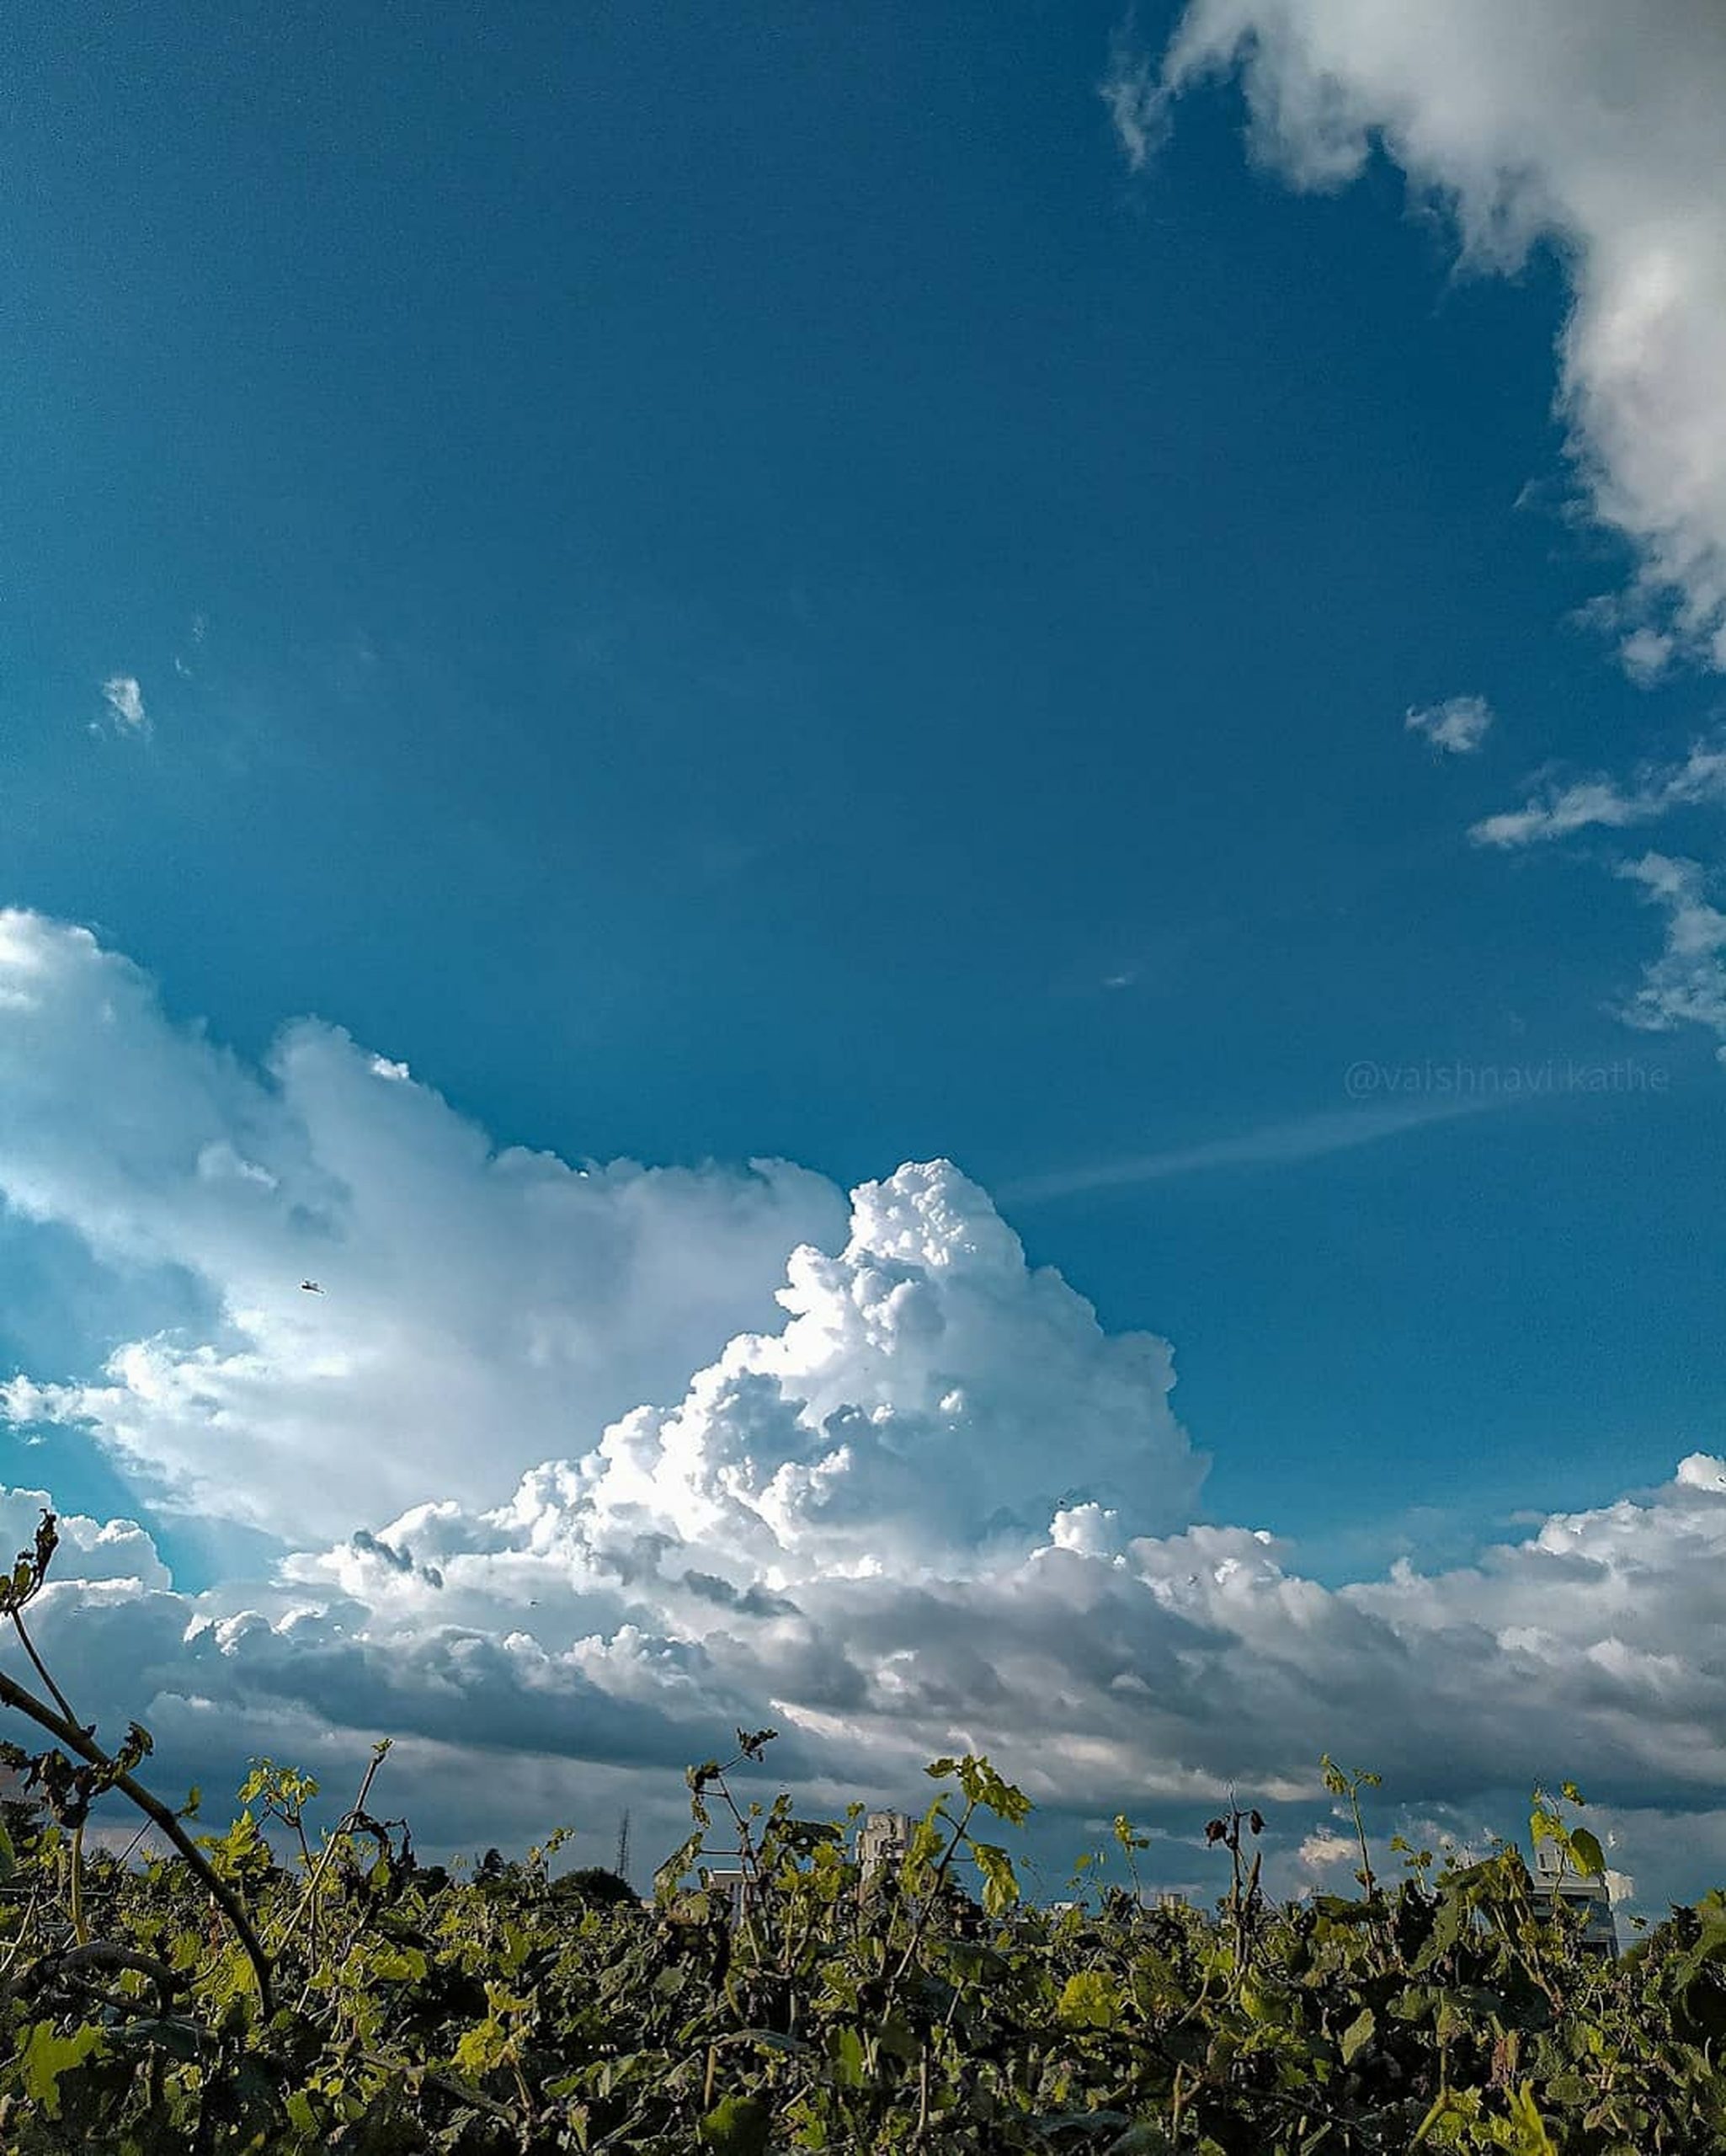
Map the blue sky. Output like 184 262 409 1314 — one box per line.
3 1 1726 1906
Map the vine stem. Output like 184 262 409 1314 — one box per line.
1 1939 182 2011
8 1609 77 1729
266 1742 392 1956
355 2048 521 2126
69 1822 88 1946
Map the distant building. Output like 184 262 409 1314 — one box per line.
1533 1841 1618 1956
703 1869 754 1924
855 1811 914 1884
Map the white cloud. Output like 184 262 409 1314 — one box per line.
1614 852 1726 1056
0 1489 171 1591
0 909 846 1540
1471 735 1726 847
1004 1097 1489 1203
3 915 1726 1912
1620 627 1676 686
9 1442 1726 1913
1465 729 1726 1066
1099 17 1171 174
1406 694 1494 755
1148 1 1726 671
100 675 149 735
474 1155 1204 1586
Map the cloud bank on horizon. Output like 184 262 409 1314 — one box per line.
3 909 1726 1909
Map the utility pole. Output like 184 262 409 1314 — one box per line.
614 1808 631 1885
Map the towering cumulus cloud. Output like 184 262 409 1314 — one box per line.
531 1158 1204 1586
0 909 846 1539
4 911 1726 1912
1137 0 1726 674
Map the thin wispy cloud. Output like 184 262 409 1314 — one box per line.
100 675 149 736
1002 1097 1492 1204
1617 852 1726 1057
1471 734 1726 847
1406 694 1494 755
1098 16 1169 175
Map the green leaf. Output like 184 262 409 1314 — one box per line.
831 2025 866 2088
1503 2084 1558 2155
956 1755 1032 1824
698 2094 772 2153
113 2017 201 2062
20 2019 105 2120
1340 2006 1376 2065
0 1813 14 1882
1057 1970 1122 2031
1568 1828 1606 1879
972 1839 1020 1917
732 2030 814 2057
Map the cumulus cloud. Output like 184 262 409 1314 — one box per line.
0 1488 171 1591
1471 735 1726 846
0 909 846 1540
4 914 1726 1913
1297 1828 1356 1873
8 1441 1726 1913
1147 0 1726 671
99 675 148 734
1406 694 1494 755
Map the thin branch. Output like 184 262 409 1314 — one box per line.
2 1938 183 2009
8 1610 79 1730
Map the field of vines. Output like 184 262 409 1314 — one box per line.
3 1508 1726 2153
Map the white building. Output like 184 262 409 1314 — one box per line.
1533 1842 1618 1956
855 1811 914 1884
703 1868 753 1924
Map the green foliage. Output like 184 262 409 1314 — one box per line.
699 2091 773 2152
1529 1782 1607 1883
3 1730 1705 2156
2 1513 1723 2151
554 1865 638 1908
0 1734 1712 2155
